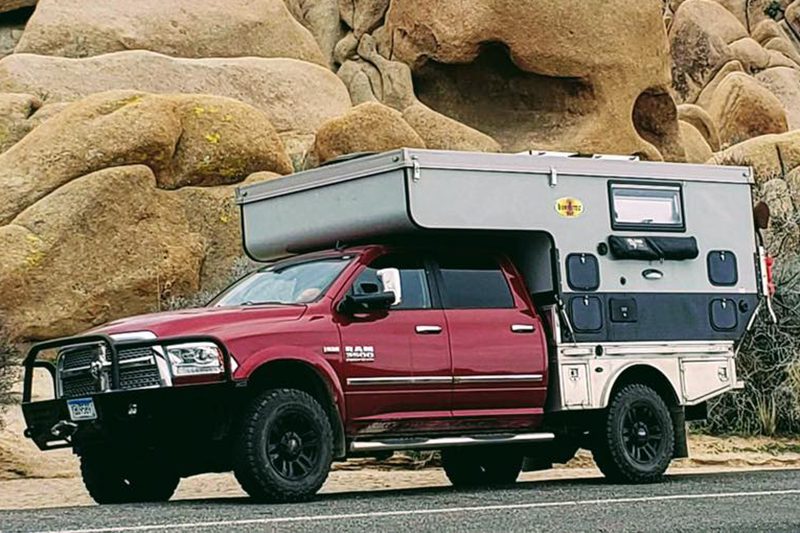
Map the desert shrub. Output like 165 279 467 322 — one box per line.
0 326 21 428
701 257 800 435
164 256 260 311
764 0 784 20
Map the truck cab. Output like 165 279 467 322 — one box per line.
21 149 771 504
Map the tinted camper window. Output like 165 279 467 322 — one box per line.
610 183 684 231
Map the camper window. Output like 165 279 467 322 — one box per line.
609 182 684 231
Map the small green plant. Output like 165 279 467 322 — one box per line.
765 0 784 20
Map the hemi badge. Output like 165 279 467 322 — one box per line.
322 346 340 354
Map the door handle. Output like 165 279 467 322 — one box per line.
415 325 442 334
642 268 663 280
511 324 536 333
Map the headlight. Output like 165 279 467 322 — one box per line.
166 342 224 376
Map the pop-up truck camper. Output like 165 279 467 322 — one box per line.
22 149 774 503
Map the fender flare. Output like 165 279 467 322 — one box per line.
598 361 680 409
238 347 346 421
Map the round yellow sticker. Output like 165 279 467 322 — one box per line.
555 197 584 218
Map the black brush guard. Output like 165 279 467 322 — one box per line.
22 334 237 450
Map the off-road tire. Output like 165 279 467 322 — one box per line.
441 447 523 487
234 388 333 503
592 383 674 484
80 452 179 504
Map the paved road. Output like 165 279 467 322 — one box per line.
1 469 799 533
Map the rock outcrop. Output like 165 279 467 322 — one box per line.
0 92 40 153
364 0 681 159
2 0 800 340
0 90 292 225
0 51 353 162
0 0 34 14
0 51 351 136
704 71 788 147
311 101 424 164
0 165 204 339
0 91 293 338
16 0 326 65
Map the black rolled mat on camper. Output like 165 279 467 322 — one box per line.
608 235 699 261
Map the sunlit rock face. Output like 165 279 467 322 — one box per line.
346 0 683 160
3 0 800 339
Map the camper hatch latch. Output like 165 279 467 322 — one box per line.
549 166 558 187
411 156 421 182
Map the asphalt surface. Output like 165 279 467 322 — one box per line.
1 469 799 533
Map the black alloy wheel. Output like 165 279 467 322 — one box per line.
267 409 321 481
234 388 333 502
592 383 675 483
621 401 667 466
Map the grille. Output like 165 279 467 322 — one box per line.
58 345 163 398
61 373 97 398
119 363 162 390
60 346 100 371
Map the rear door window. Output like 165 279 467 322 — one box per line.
436 255 514 309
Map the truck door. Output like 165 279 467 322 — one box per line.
435 253 548 431
337 253 451 436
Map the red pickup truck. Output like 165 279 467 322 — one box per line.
22 149 766 504
22 244 673 503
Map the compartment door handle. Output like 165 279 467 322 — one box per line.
642 269 663 280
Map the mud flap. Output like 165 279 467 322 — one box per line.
671 407 688 459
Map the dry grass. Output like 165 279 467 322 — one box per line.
701 256 800 435
0 325 22 430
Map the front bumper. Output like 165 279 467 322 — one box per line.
23 383 240 451
22 334 239 451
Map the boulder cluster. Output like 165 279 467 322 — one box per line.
0 0 800 339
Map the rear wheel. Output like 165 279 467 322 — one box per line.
80 451 179 504
234 388 333 503
592 383 674 483
441 447 523 487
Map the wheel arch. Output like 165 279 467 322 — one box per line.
602 363 680 409
245 358 346 459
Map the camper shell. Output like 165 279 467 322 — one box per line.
238 148 762 412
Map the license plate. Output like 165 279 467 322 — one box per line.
67 398 97 421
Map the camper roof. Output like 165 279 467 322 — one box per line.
237 149 752 205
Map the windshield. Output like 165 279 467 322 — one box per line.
211 256 352 307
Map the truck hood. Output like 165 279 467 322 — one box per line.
87 305 307 340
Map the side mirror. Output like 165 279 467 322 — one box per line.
377 268 402 306
338 291 396 314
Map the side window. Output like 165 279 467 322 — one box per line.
352 255 433 310
609 182 684 232
437 255 514 309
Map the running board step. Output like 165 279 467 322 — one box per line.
350 432 555 452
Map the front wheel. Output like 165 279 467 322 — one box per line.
442 447 523 487
233 388 333 503
592 383 675 483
